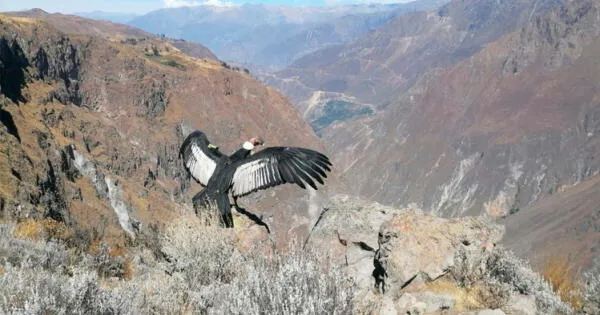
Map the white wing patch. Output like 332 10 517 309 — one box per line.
232 157 277 196
187 144 217 185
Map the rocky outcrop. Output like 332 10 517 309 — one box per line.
375 212 503 293
0 37 28 103
0 18 83 106
306 195 568 314
307 195 502 291
135 79 168 119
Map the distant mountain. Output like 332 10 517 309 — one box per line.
75 11 139 24
265 0 562 125
128 1 448 69
268 0 600 267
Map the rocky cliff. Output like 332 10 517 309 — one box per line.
267 0 600 268
0 11 337 248
264 0 562 129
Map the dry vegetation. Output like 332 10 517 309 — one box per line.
0 212 355 314
451 245 573 314
542 257 584 310
581 257 600 314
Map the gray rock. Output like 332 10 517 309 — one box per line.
377 212 503 293
505 294 537 315
412 291 455 313
306 195 402 292
395 293 427 315
135 80 168 119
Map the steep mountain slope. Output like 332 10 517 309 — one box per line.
319 0 600 226
265 0 562 130
503 173 600 269
7 9 217 61
0 12 335 247
128 1 448 69
299 0 600 271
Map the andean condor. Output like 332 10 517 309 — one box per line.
179 130 332 229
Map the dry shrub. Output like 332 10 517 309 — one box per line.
13 219 45 239
541 257 583 310
122 257 134 280
581 257 600 314
92 243 129 279
425 277 509 311
451 245 572 314
0 212 355 314
474 279 511 309
13 218 73 241
424 278 482 311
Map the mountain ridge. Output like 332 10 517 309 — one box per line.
128 0 449 68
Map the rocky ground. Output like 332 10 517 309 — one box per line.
305 195 581 315
3 194 597 314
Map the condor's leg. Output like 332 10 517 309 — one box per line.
232 196 271 233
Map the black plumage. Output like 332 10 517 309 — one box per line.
179 130 332 229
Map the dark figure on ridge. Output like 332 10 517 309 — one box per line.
179 130 332 231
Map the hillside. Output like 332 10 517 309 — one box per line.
0 11 336 248
327 0 600 266
128 1 448 69
264 0 563 128
6 9 217 61
266 0 600 268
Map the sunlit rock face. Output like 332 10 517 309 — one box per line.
0 11 340 246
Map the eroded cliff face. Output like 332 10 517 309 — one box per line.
263 0 563 132
0 12 337 247
322 0 600 216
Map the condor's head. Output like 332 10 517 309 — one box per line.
243 137 264 150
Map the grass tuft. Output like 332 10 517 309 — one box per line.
542 257 584 310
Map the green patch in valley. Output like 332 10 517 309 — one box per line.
311 100 373 134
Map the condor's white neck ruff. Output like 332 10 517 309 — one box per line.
243 141 255 150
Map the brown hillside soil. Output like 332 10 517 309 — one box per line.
0 12 340 249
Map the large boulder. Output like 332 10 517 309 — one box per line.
306 195 504 293
377 212 504 293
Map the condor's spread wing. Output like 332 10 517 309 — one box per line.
179 130 224 186
230 147 332 197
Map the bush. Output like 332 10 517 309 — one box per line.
0 215 355 314
156 214 355 314
486 247 572 313
207 249 354 314
451 245 572 313
542 257 583 310
581 257 600 314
